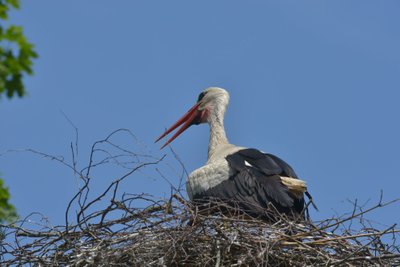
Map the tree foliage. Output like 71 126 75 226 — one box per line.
0 179 17 223
0 0 37 223
0 0 37 98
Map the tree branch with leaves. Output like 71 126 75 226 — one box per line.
0 0 37 223
0 0 37 98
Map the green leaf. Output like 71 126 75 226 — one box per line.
0 178 18 223
0 20 37 99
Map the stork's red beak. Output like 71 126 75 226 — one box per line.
155 102 201 149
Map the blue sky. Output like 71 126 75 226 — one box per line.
1 1 399 228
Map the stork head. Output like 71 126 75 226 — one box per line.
156 87 229 149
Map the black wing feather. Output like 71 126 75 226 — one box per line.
193 148 305 218
264 152 298 178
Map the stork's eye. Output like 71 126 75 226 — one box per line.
197 91 206 102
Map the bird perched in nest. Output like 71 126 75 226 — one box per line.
156 87 315 221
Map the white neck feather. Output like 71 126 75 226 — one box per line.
207 104 229 160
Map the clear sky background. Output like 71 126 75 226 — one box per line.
1 1 399 228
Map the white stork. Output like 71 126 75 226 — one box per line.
156 87 313 220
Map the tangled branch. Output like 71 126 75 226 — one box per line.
1 129 399 266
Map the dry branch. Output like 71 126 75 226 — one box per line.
1 129 399 266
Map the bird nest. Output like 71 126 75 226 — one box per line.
1 129 399 266
1 194 399 266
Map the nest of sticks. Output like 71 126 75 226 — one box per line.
1 129 399 266
2 194 399 266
